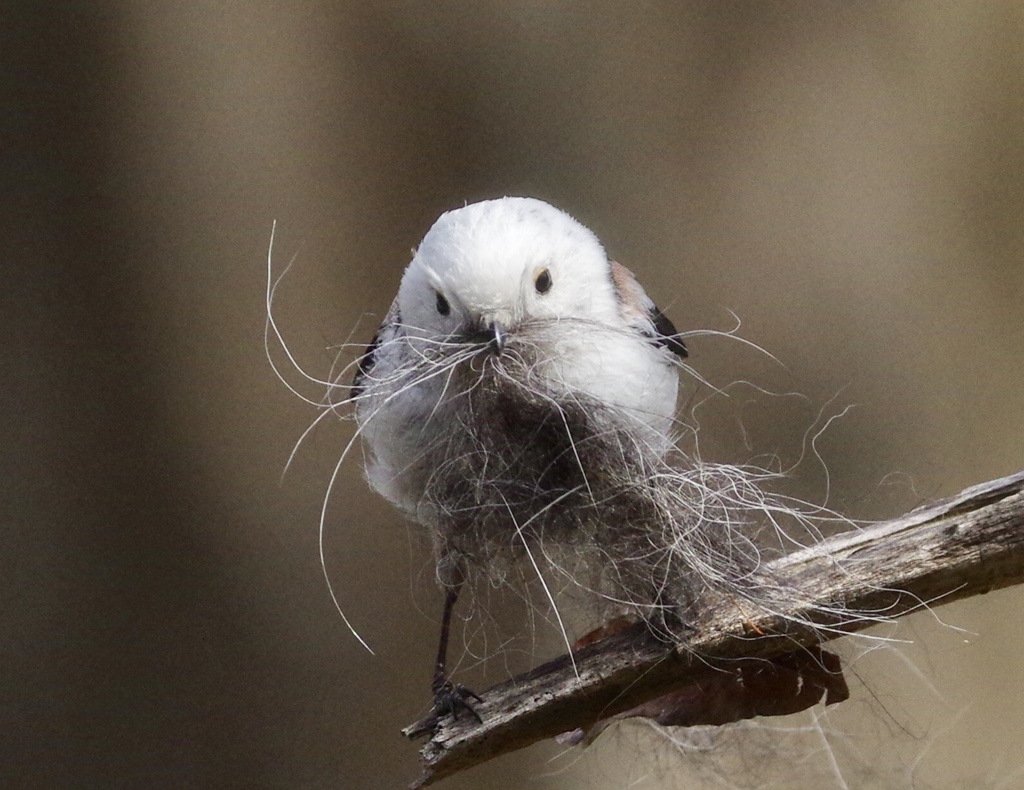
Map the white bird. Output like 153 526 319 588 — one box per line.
351 197 694 723
262 199 846 732
354 197 687 508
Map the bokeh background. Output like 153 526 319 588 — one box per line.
3 3 1022 788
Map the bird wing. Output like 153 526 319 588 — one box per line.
351 296 402 399
609 260 688 360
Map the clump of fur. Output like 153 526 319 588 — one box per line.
382 336 834 642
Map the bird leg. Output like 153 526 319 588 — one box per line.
427 582 483 726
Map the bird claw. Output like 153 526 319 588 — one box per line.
428 675 483 726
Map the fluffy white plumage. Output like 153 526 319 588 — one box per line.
355 197 685 518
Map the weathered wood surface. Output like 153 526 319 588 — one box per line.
403 469 1024 788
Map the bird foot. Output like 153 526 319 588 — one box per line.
428 674 483 727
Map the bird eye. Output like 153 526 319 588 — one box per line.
435 291 451 316
534 268 552 294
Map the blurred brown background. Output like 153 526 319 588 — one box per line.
3 3 1022 788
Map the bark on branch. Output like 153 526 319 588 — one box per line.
402 469 1024 788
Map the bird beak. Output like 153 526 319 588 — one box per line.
487 321 506 356
464 318 507 355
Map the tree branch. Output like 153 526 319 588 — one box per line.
402 469 1024 788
